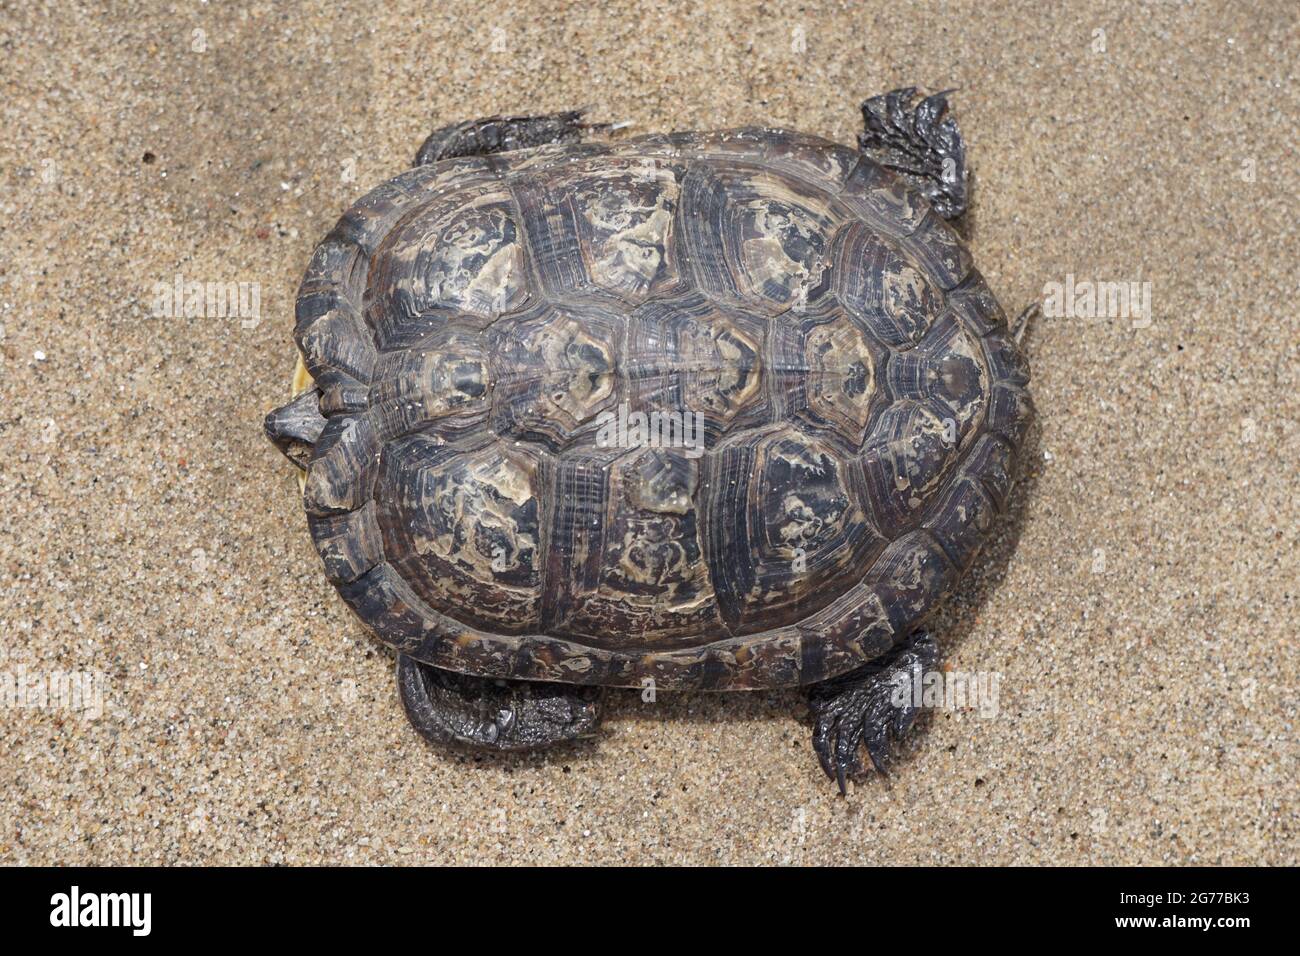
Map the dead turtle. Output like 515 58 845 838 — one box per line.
265 89 1034 791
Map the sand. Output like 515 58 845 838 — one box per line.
0 0 1294 864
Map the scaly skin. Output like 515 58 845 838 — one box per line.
397 654 602 751
414 111 594 166
808 630 940 794
859 87 968 220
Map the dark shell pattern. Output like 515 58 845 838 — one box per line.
295 128 1033 691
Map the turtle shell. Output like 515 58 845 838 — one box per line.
293 128 1033 691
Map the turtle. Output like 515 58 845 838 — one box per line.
264 89 1035 792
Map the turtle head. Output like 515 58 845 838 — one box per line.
264 355 326 472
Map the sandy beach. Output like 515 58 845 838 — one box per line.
0 0 1294 864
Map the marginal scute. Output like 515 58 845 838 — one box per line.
636 626 804 691
925 475 996 573
895 209 973 290
296 295 377 389
307 501 384 584
299 238 366 296
755 131 861 190
336 563 443 653
963 433 1016 513
331 177 425 257
838 159 928 237
795 584 895 683
982 330 1032 387
318 379 369 416
862 531 953 633
303 413 380 516
495 141 612 174
684 127 860 189
985 384 1035 452
947 269 1008 337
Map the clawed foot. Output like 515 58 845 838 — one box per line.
397 654 602 751
807 630 939 794
859 87 968 220
414 110 599 166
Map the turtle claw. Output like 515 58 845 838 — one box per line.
859 86 968 220
807 630 939 793
397 654 602 752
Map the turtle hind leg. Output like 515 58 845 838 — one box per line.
414 110 597 166
807 629 939 794
859 87 968 220
396 654 603 751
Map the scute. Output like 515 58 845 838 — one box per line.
377 433 544 634
365 183 529 346
857 401 960 537
625 293 768 443
679 163 837 310
368 328 490 440
513 156 685 302
488 304 620 449
702 425 881 634
772 300 887 448
886 312 987 442
541 447 724 644
828 221 942 348
295 128 1033 691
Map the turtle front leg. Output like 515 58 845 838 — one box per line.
859 87 968 220
414 111 596 166
396 654 603 751
807 629 939 794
